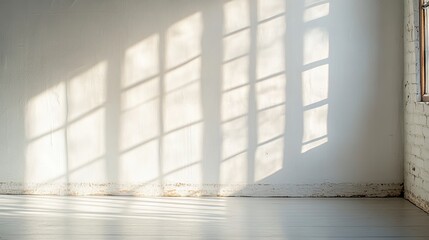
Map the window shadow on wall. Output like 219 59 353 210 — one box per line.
0 0 348 195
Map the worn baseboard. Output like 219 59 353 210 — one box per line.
0 182 403 197
405 191 429 213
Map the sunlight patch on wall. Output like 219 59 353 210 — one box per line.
120 97 159 152
304 1 330 22
256 75 285 144
220 152 248 184
303 28 329 65
256 74 286 110
220 116 248 184
223 57 249 90
221 86 249 122
221 0 250 185
119 140 159 184
302 64 329 106
302 105 328 153
121 77 160 111
26 129 67 183
119 35 162 185
120 77 160 152
222 117 248 160
162 123 203 184
25 82 67 183
68 61 106 121
120 12 205 185
302 136 328 153
254 2 286 182
163 12 204 185
164 12 203 132
223 29 250 62
257 106 285 144
255 95 285 181
166 13 202 69
67 108 106 183
257 16 285 79
305 0 328 7
302 13 330 153
165 57 201 93
257 0 285 21
255 138 283 182
25 83 66 139
163 59 203 134
221 87 247 182
25 60 108 184
122 34 159 88
223 0 249 34
164 82 202 133
67 61 107 183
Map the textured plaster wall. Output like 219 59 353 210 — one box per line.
404 0 429 212
0 0 403 196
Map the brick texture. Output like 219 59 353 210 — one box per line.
404 0 429 213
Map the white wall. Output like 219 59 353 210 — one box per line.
0 0 403 196
404 0 429 213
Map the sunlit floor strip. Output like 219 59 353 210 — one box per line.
0 196 429 239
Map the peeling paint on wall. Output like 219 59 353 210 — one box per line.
0 182 403 197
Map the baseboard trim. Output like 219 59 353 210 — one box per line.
404 190 429 213
0 182 403 197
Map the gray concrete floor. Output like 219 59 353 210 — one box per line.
0 196 428 239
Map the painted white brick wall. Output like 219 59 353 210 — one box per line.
405 0 429 213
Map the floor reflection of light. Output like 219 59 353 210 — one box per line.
0 196 226 222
